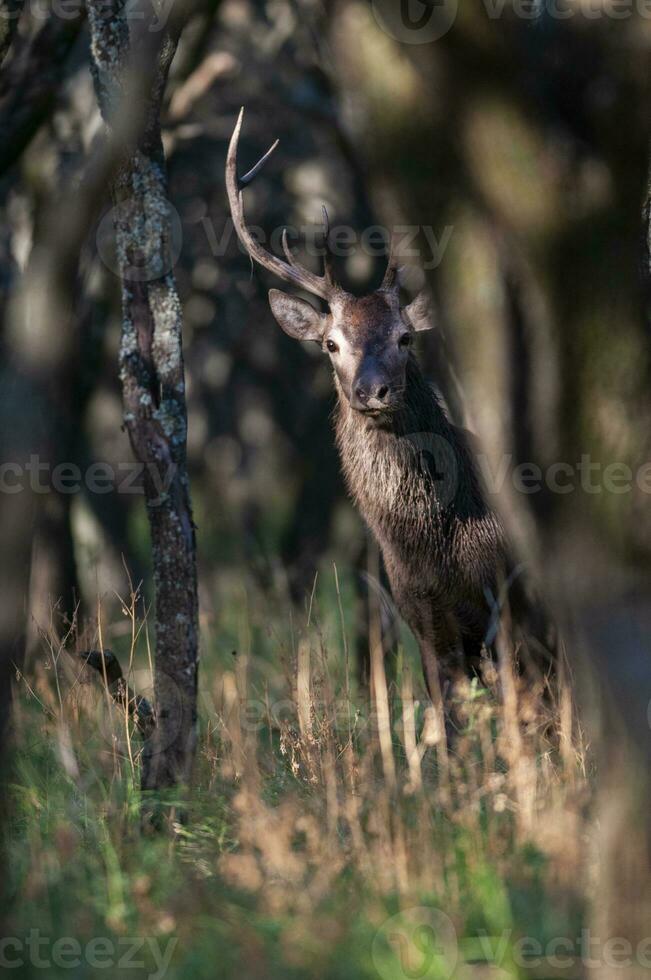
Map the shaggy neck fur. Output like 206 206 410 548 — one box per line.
334 356 503 578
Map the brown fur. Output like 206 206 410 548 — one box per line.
334 354 506 697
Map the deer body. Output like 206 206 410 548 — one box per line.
225 110 508 698
335 356 505 694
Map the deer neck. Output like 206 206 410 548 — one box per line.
333 358 455 532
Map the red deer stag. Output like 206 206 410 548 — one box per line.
226 109 525 704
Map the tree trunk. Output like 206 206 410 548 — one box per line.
644 153 651 327
87 0 199 795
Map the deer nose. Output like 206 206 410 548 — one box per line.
353 380 390 410
354 383 369 404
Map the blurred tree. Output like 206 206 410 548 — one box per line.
0 2 85 176
328 2 651 963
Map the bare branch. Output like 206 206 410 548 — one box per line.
79 649 155 738
0 0 24 67
0 6 85 176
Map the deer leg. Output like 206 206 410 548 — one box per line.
407 603 465 702
460 630 485 677
409 609 468 750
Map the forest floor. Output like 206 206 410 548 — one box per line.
4 565 591 979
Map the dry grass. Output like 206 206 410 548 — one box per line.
4 568 593 978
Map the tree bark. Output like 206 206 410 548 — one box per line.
644 148 651 329
87 0 199 795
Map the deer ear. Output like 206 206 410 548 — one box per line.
268 289 327 342
404 289 432 332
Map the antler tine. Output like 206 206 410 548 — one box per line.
321 204 330 240
226 108 336 303
321 204 335 287
239 137 279 188
380 230 401 293
281 228 295 266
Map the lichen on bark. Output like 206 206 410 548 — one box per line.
87 0 199 800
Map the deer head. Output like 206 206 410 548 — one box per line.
226 109 432 417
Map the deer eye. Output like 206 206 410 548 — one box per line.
326 339 339 354
399 332 412 347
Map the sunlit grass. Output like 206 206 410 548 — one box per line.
4 564 590 979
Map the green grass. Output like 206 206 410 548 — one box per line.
3 563 589 979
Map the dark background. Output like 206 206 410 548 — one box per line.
2 0 650 653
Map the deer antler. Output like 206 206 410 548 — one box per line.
226 108 337 302
380 232 401 293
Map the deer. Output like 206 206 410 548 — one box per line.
225 109 540 707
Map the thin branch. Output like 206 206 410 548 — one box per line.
0 0 24 66
0 5 85 176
